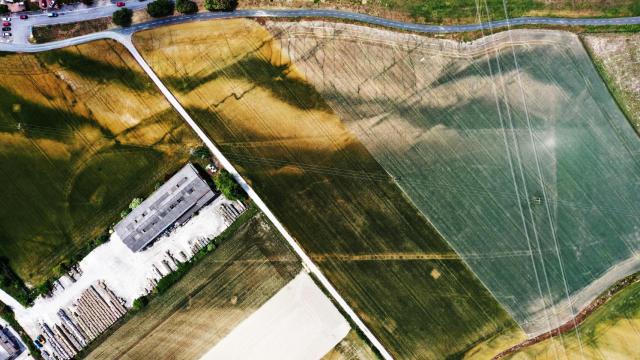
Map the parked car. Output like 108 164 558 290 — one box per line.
47 12 58 17
2 22 10 26
2 17 10 21
20 15 28 20
3 32 11 37
116 1 125 6
2 27 10 31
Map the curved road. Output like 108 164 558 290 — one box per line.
3 7 640 50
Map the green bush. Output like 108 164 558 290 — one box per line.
191 145 210 159
132 295 149 310
176 0 197 14
214 169 244 200
204 0 236 11
147 0 174 17
0 5 9 14
112 8 133 27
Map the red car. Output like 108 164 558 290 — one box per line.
116 1 125 6
2 22 10 26
20 15 28 20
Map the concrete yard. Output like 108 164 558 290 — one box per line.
11 195 244 339
199 272 350 360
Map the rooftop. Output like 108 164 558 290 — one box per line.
114 163 216 252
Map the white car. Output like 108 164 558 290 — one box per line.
3 32 11 37
2 17 10 21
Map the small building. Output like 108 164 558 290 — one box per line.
114 163 216 252
0 326 21 360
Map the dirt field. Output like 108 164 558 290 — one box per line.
0 40 200 285
267 21 640 339
583 33 640 133
200 272 349 360
322 330 378 360
85 213 301 360
133 19 516 360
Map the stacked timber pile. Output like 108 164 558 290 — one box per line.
39 281 127 360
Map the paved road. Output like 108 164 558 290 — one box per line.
4 6 640 48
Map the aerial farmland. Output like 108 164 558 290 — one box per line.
2 2 640 360
0 40 200 287
133 19 516 360
268 18 640 345
84 213 307 359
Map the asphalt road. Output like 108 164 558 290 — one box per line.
3 7 640 48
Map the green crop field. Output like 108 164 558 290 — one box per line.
269 21 640 338
0 40 200 286
133 19 516 359
85 213 301 360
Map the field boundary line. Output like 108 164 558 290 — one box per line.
115 34 395 360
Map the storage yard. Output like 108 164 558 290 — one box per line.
132 19 516 360
85 213 302 360
0 39 200 284
10 194 247 358
268 21 640 339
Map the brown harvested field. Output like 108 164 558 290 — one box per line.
132 19 516 360
322 329 378 360
85 213 301 360
0 39 200 285
582 33 640 133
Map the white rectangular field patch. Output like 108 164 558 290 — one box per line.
199 271 350 360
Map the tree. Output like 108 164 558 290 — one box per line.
204 0 236 11
147 0 174 17
0 5 9 14
176 0 197 14
132 295 149 310
112 8 133 27
191 145 210 159
129 197 143 209
214 169 244 200
632 0 640 16
81 0 94 5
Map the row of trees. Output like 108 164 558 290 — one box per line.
113 0 237 26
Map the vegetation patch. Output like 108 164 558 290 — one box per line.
31 17 111 44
